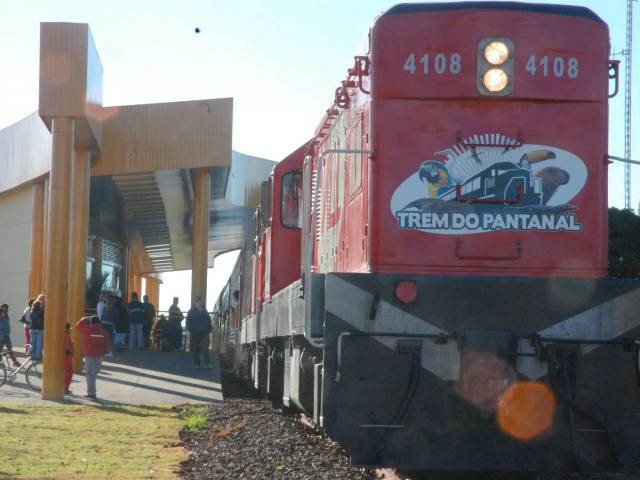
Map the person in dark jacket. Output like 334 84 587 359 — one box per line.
127 292 145 350
114 295 129 344
29 297 45 360
0 305 19 367
186 296 212 369
142 295 156 349
101 296 118 356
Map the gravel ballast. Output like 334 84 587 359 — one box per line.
179 377 378 480
179 376 631 480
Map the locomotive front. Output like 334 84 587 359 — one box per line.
370 2 608 277
318 3 640 474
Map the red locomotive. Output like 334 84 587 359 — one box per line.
214 2 640 475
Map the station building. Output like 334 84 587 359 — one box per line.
0 22 275 399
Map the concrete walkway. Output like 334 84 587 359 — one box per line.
0 350 223 405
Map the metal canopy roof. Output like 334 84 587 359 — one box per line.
109 150 276 273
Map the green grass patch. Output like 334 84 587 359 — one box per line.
0 404 186 479
177 405 207 420
178 405 208 432
183 414 208 433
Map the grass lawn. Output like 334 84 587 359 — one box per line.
0 404 187 479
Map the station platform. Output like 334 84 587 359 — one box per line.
0 350 223 405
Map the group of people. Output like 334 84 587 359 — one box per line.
0 292 214 399
95 292 158 352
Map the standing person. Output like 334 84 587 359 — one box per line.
20 298 34 349
76 316 110 400
142 295 156 349
186 297 212 369
114 295 128 346
127 292 145 350
29 298 45 360
96 295 106 320
100 296 118 357
0 305 19 367
168 297 184 349
64 323 74 394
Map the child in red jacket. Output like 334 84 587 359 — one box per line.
64 323 74 394
76 316 110 400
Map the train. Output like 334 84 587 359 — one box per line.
212 2 640 475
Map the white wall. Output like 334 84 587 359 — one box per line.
0 184 34 346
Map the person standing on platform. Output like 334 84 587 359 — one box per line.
142 295 156 349
168 297 184 349
20 298 34 349
127 292 145 350
186 296 212 369
0 305 19 367
101 295 118 357
29 297 45 360
76 316 110 400
114 295 128 345
64 323 74 394
96 295 106 320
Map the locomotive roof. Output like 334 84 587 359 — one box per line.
384 2 604 24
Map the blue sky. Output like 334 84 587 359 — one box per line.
0 0 637 305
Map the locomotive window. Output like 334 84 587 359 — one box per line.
282 171 303 229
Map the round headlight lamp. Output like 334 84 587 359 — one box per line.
483 68 509 92
484 41 509 65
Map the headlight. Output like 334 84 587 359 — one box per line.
477 37 514 97
484 41 509 65
483 68 509 92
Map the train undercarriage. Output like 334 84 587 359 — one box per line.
228 273 640 475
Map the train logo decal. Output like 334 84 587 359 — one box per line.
390 134 588 234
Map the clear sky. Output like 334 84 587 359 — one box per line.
1 0 638 305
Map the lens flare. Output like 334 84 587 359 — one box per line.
498 382 556 441
483 68 509 93
484 41 509 65
458 352 515 411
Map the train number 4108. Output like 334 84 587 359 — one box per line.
404 53 462 75
525 55 579 79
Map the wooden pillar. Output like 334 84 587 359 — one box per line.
191 168 210 307
144 276 160 313
42 117 74 400
136 274 143 296
41 177 49 292
67 150 90 373
128 257 136 301
29 182 46 298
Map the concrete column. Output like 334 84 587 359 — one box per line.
191 168 210 307
29 182 46 298
67 150 90 373
42 117 74 400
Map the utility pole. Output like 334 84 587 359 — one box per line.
624 0 635 210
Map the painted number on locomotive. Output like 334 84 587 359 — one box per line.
525 55 579 79
404 53 462 75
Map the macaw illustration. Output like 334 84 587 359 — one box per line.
418 160 452 198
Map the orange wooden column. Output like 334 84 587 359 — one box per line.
42 117 74 400
191 168 210 307
29 182 46 298
67 150 91 373
41 177 49 293
144 276 160 312
128 262 135 301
